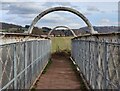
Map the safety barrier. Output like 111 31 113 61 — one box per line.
71 33 120 89
0 35 51 90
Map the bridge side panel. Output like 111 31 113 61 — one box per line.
71 33 120 89
0 36 51 89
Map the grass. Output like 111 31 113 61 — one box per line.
51 36 73 53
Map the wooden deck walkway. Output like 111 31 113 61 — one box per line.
32 52 87 90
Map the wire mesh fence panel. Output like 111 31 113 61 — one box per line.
107 43 120 89
0 39 51 90
71 39 120 90
0 44 14 89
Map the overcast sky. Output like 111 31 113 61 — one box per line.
0 0 119 29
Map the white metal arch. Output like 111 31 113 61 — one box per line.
48 26 77 37
28 7 98 34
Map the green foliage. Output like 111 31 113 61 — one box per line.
51 37 73 53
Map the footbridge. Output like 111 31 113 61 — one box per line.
0 7 119 90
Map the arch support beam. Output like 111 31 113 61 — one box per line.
48 26 77 37
28 7 98 34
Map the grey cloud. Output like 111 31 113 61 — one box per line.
40 19 59 24
87 6 100 12
86 6 106 14
1 2 44 14
82 12 92 16
42 2 72 7
1 2 73 17
1 2 87 28
0 2 10 10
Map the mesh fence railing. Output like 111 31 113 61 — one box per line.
71 39 120 89
0 39 51 90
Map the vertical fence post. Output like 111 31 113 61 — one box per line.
31 41 33 83
0 49 2 89
94 41 98 89
41 40 43 70
13 44 17 89
36 40 38 76
84 41 86 75
88 41 91 85
103 42 108 89
24 42 28 89
42 40 43 68
39 40 41 72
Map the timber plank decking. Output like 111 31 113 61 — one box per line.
33 52 83 90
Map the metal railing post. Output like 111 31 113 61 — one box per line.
94 41 98 89
31 41 34 82
13 44 17 89
36 41 39 76
103 42 108 89
0 51 2 89
88 41 91 85
24 42 28 88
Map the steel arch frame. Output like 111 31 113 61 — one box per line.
48 26 77 37
28 7 98 34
